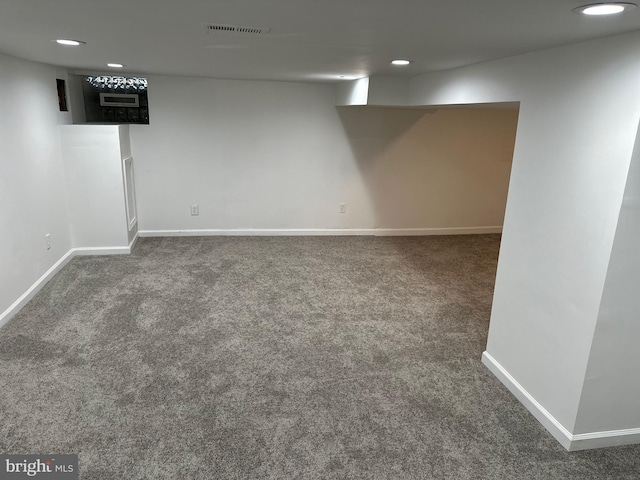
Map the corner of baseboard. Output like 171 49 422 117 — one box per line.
482 351 640 451
0 249 76 329
1 239 139 330
129 232 139 250
481 351 573 450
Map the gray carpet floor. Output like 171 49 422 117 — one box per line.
1 235 639 479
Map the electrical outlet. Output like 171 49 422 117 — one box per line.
190 204 199 216
45 234 51 250
339 203 346 214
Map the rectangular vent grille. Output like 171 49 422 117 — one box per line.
204 23 270 35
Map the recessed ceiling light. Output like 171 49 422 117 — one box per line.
107 63 125 68
56 39 85 46
391 59 412 66
574 3 637 15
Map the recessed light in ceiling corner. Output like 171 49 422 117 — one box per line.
391 59 413 66
107 63 125 68
573 3 637 15
55 39 85 46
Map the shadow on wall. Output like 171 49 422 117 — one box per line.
336 105 519 231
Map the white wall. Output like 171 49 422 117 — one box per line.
573 118 640 435
130 76 515 234
130 76 372 232
409 31 640 437
337 107 517 229
0 53 74 319
67 74 86 124
60 125 131 249
366 76 410 106
335 77 369 106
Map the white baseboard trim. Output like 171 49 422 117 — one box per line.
481 351 574 450
73 246 131 256
0 249 76 329
138 227 502 237
375 226 502 236
74 234 138 256
138 229 374 237
482 351 640 451
570 427 640 451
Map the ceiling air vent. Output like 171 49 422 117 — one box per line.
204 23 270 35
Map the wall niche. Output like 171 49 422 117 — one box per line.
82 75 149 124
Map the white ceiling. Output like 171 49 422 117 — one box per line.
1 0 640 83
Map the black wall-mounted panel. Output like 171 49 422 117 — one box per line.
83 76 149 124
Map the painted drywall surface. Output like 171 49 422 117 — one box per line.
337 107 517 229
367 76 410 106
130 76 375 231
67 74 86 125
0 53 73 315
335 77 369 106
60 125 130 248
573 119 640 434
410 32 640 431
130 76 515 233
